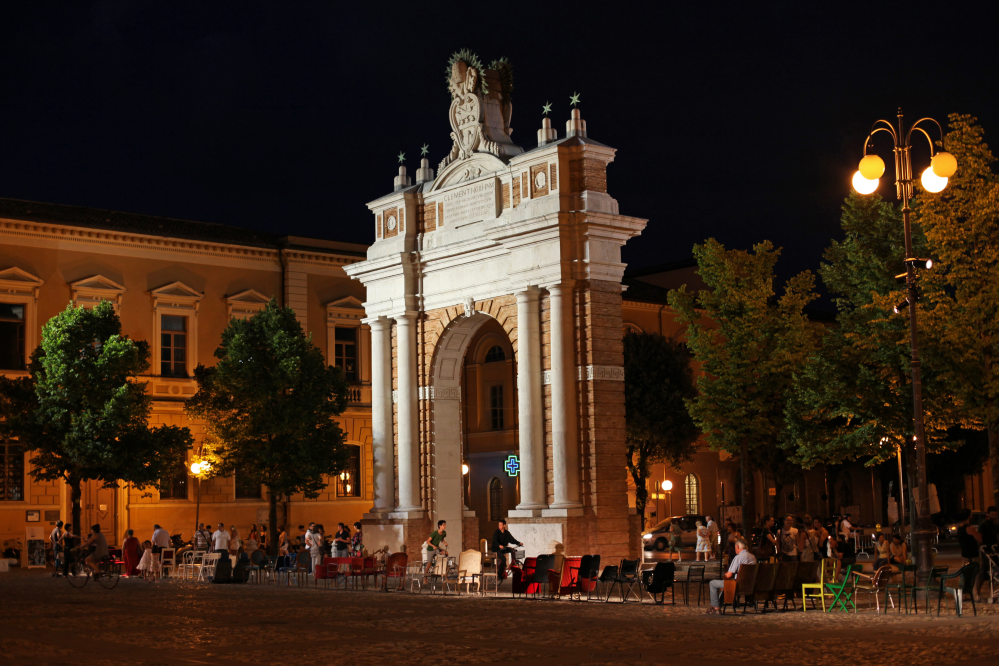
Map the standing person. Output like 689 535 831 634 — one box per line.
840 513 854 542
708 538 757 614
212 522 231 559
695 521 710 562
351 522 363 556
193 523 211 552
668 519 683 560
800 524 819 563
122 529 141 577
150 524 170 556
229 526 242 558
706 516 719 561
49 521 64 574
333 523 351 557
309 524 325 574
295 525 307 552
778 515 799 562
61 524 78 577
136 541 154 581
304 523 315 554
955 508 983 602
491 519 524 580
811 518 829 559
277 525 290 556
757 516 777 560
247 524 259 543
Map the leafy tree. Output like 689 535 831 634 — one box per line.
185 301 351 554
0 301 192 534
914 114 999 505
668 239 819 521
784 193 963 472
623 331 699 529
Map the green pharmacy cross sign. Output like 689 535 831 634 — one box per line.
504 455 520 477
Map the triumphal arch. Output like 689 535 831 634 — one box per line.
345 52 646 560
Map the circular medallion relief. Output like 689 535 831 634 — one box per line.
535 170 547 189
386 215 397 231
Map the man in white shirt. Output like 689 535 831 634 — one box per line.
708 538 757 613
840 514 854 542
151 524 170 554
212 522 231 556
304 522 315 551
705 516 719 560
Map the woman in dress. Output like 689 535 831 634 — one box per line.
695 520 710 562
351 522 363 556
137 540 154 581
310 525 325 574
122 529 142 577
228 526 242 558
277 525 289 556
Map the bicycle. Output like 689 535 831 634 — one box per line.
66 549 120 589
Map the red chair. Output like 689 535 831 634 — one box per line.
325 557 351 589
511 557 539 597
315 556 336 588
382 553 408 591
361 556 380 589
550 556 581 599
348 557 365 589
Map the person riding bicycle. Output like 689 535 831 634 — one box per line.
491 519 523 580
79 524 109 576
423 520 448 570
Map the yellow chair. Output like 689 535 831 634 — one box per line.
802 558 837 612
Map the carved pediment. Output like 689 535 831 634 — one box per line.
226 289 271 317
431 153 506 191
0 267 44 299
70 275 126 307
327 296 365 323
150 281 203 311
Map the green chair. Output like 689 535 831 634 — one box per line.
824 563 858 612
884 563 917 613
937 562 978 617
802 558 837 611
911 565 949 614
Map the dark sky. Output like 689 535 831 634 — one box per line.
2 1 997 287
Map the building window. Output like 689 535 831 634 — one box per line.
484 345 505 363
336 446 360 497
159 464 188 500
489 478 504 522
1 442 24 501
235 470 261 500
160 315 188 377
0 303 26 371
685 473 700 514
334 327 358 382
490 385 504 430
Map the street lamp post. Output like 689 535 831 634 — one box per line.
190 460 205 538
661 480 673 518
852 108 957 578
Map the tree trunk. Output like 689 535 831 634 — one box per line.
268 490 279 556
988 424 998 508
770 481 784 521
740 440 749 529
69 477 82 550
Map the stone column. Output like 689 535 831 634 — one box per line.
548 283 582 510
514 288 546 512
395 312 422 513
366 317 394 517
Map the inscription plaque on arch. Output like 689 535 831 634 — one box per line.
440 177 498 228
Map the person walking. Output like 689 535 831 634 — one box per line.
49 521 64 574
277 525 290 557
668 519 683 560
309 524 325 575
955 509 983 602
695 521 710 562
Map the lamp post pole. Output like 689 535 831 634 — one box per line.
854 109 955 579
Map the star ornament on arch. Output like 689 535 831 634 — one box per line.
569 92 581 107
397 151 406 164
420 143 429 157
542 101 552 116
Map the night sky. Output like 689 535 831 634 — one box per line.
3 2 997 291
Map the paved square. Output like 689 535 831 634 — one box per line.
1 570 996 665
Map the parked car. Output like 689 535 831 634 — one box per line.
939 511 986 539
642 514 707 551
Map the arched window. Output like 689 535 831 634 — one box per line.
484 345 505 363
622 323 642 337
489 478 504 522
685 473 700 514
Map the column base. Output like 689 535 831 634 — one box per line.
542 507 585 518
362 510 392 521
388 509 426 520
508 508 545 518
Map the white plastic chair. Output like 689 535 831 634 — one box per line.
197 552 221 582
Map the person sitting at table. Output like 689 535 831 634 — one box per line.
873 533 890 570
708 538 756 614
889 534 907 566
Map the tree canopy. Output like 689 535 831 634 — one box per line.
915 113 999 505
0 301 192 532
185 301 351 553
623 331 699 528
669 239 819 519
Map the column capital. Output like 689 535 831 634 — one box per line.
545 281 577 294
364 316 392 331
514 286 540 303
393 311 419 324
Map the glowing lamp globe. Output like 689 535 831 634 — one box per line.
461 463 469 475
852 170 879 195
858 154 885 180
931 151 957 178
190 461 203 475
921 167 947 193
661 480 673 492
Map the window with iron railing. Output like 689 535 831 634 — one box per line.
334 327 358 382
336 446 360 497
0 442 24 501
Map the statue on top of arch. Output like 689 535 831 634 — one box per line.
439 50 523 174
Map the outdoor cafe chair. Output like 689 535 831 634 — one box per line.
246 550 267 584
802 558 837 612
824 563 859 613
160 548 177 579
911 565 949 614
605 558 641 603
382 552 408 591
787 560 819 610
679 564 706 606
570 554 600 601
642 561 676 604
750 562 778 613
937 562 978 618
852 565 894 614
277 550 310 586
527 553 555 599
719 563 758 614
455 549 482 595
197 552 221 582
596 563 618 601
773 561 798 611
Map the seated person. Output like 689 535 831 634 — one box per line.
424 520 448 569
491 519 524 580
708 538 756 613
79 524 109 576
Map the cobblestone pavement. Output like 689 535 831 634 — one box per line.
1 570 997 666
